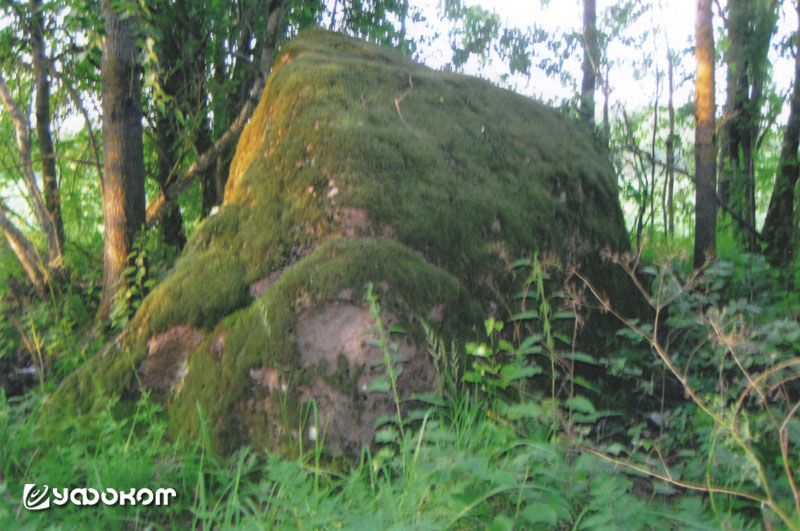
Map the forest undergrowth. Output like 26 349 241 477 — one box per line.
0 244 798 530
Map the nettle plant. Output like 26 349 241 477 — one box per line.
109 229 176 331
359 279 679 529
573 251 800 529
461 253 605 437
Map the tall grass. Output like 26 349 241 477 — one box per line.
3 252 796 529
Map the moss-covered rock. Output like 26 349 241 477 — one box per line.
52 29 630 456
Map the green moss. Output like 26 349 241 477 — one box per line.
226 28 627 297
137 28 627 344
166 236 481 453
133 245 250 337
53 29 632 456
45 338 146 435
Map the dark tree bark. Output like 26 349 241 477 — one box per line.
602 62 610 150
694 0 717 268
31 0 64 259
762 1 800 267
96 0 146 321
152 0 189 249
579 0 598 127
718 0 776 253
197 116 218 216
155 104 187 249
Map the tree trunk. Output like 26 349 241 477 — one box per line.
198 116 219 215
96 0 146 321
155 110 187 248
0 1 65 293
694 0 717 268
602 62 610 150
0 74 63 273
145 0 287 227
666 44 675 237
725 0 753 250
762 1 800 267
0 205 47 294
719 0 777 252
717 0 744 209
31 0 64 260
579 0 597 127
649 62 659 234
153 0 187 249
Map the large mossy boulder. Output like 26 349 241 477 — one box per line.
56 29 630 456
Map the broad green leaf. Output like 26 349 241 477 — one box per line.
581 512 612 528
569 395 596 415
411 393 445 406
522 503 558 526
374 415 395 428
488 514 513 531
498 339 514 352
368 377 390 393
554 332 571 345
508 311 539 322
563 352 601 365
572 376 600 392
605 442 625 456
519 335 542 349
462 370 482 383
467 342 490 358
374 427 398 443
500 363 542 381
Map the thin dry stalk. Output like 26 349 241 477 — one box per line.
572 258 799 529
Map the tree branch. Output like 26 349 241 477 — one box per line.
43 58 104 189
0 71 63 267
621 141 766 243
145 0 287 228
0 200 47 293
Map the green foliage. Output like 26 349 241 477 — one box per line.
585 250 800 529
3 3 799 527
365 283 407 442
110 233 155 332
0 388 198 529
12 247 800 528
1 268 716 529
